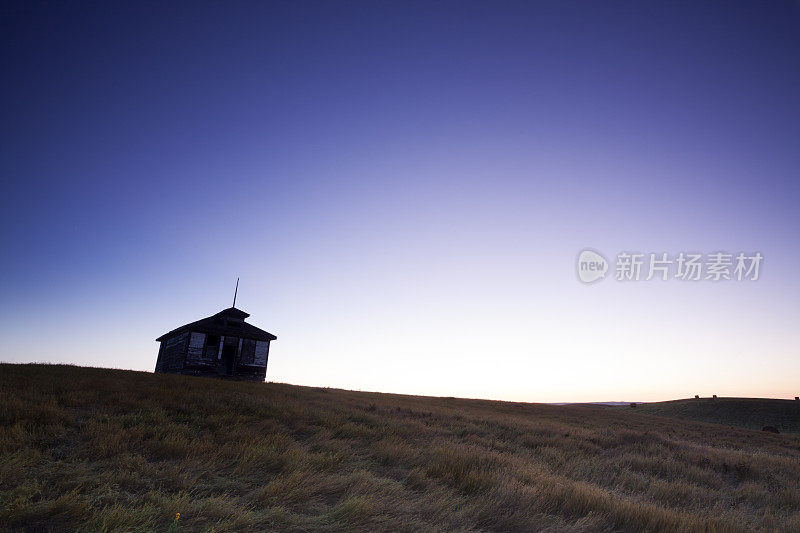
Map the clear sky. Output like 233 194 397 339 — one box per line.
2 1 799 402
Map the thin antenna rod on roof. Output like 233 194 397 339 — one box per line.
232 277 239 308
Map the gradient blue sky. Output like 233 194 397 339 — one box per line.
2 1 799 401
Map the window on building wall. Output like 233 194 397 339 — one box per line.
188 332 206 360
240 338 256 365
254 341 269 366
204 335 220 359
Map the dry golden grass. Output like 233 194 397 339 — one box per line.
632 398 800 435
1 364 798 532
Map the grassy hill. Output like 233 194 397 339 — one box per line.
630 398 800 435
1 365 799 532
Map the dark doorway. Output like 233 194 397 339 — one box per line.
221 343 237 375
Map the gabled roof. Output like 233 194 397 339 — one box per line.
156 307 277 342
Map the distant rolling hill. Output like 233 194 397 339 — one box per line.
629 397 800 435
1 364 799 531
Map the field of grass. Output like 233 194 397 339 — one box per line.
1 364 799 532
629 398 800 435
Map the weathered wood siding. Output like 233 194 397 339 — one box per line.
233 340 268 381
155 331 188 374
175 332 270 382
182 331 220 377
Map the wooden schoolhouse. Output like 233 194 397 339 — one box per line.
155 307 276 381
